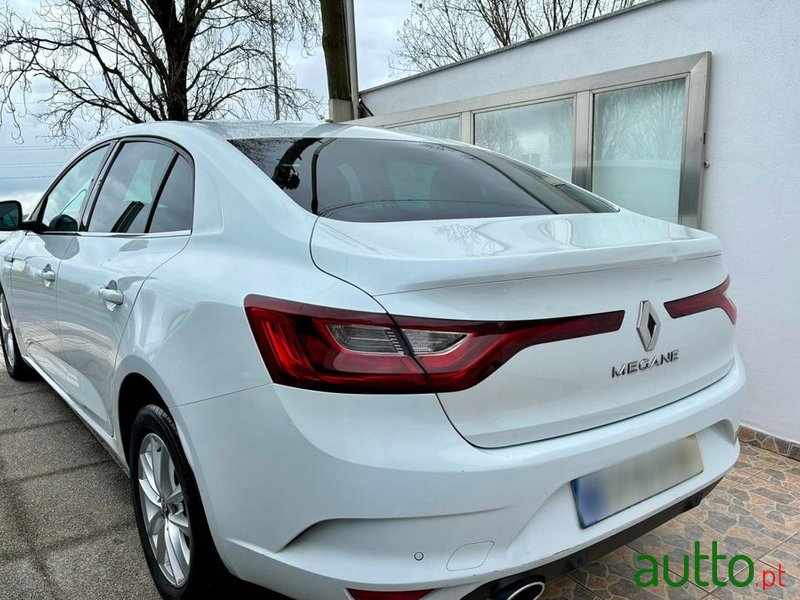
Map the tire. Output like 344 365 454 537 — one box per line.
0 289 38 381
129 404 231 600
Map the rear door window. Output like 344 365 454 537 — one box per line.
148 156 194 233
88 141 175 233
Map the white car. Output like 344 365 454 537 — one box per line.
0 121 745 600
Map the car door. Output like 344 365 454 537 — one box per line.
56 139 193 434
7 145 111 384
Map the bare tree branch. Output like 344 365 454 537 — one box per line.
393 0 638 74
0 0 322 142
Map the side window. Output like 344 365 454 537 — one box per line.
149 156 194 233
88 141 174 233
41 146 109 232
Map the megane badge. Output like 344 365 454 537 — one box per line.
612 302 678 378
636 300 660 352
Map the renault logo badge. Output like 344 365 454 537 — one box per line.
637 300 660 352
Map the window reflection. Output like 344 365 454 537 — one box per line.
474 99 575 182
389 118 461 141
592 78 686 222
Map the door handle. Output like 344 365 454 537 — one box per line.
98 282 124 306
37 267 56 282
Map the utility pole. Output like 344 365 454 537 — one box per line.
320 0 359 122
344 0 359 120
269 0 281 121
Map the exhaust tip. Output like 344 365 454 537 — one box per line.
493 580 545 600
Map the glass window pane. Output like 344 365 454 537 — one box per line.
473 98 575 182
149 157 194 232
88 142 174 233
42 146 109 232
592 78 686 222
389 117 460 141
230 137 615 223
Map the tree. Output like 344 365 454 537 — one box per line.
394 0 638 73
0 0 321 140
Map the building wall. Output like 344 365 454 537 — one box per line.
361 0 800 442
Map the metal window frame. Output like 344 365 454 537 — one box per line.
386 114 463 141
357 52 710 228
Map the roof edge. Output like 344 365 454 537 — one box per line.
360 0 671 95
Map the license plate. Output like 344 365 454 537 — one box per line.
571 436 704 528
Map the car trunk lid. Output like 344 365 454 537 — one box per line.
310 211 736 447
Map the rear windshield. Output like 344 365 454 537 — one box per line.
229 137 616 222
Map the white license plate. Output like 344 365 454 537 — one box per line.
571 435 704 528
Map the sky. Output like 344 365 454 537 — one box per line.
0 0 414 211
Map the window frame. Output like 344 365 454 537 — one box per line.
79 135 196 237
356 52 710 228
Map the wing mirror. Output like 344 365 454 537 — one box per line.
48 214 78 232
0 200 22 232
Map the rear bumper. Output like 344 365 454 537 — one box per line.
464 478 721 600
173 353 745 600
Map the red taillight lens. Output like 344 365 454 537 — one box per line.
245 295 624 394
664 276 737 324
348 590 433 600
244 296 428 394
395 311 624 392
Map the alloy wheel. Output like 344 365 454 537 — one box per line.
137 433 192 586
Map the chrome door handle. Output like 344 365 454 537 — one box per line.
98 283 124 306
37 267 56 282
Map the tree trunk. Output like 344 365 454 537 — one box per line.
152 0 191 121
164 32 191 121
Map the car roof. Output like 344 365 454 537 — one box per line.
193 120 350 140
93 119 437 144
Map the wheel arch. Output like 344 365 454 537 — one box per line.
118 372 169 467
115 360 197 471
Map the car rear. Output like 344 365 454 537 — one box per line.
189 129 746 600
179 349 744 600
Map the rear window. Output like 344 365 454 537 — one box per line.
229 137 616 223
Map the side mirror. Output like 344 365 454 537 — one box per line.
0 200 22 232
49 213 78 232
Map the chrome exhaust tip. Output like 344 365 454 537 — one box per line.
493 579 545 600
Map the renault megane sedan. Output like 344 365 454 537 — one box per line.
0 121 745 600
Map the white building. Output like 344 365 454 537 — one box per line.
356 0 800 454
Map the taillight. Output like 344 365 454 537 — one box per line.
394 311 624 393
245 295 624 394
664 276 737 324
